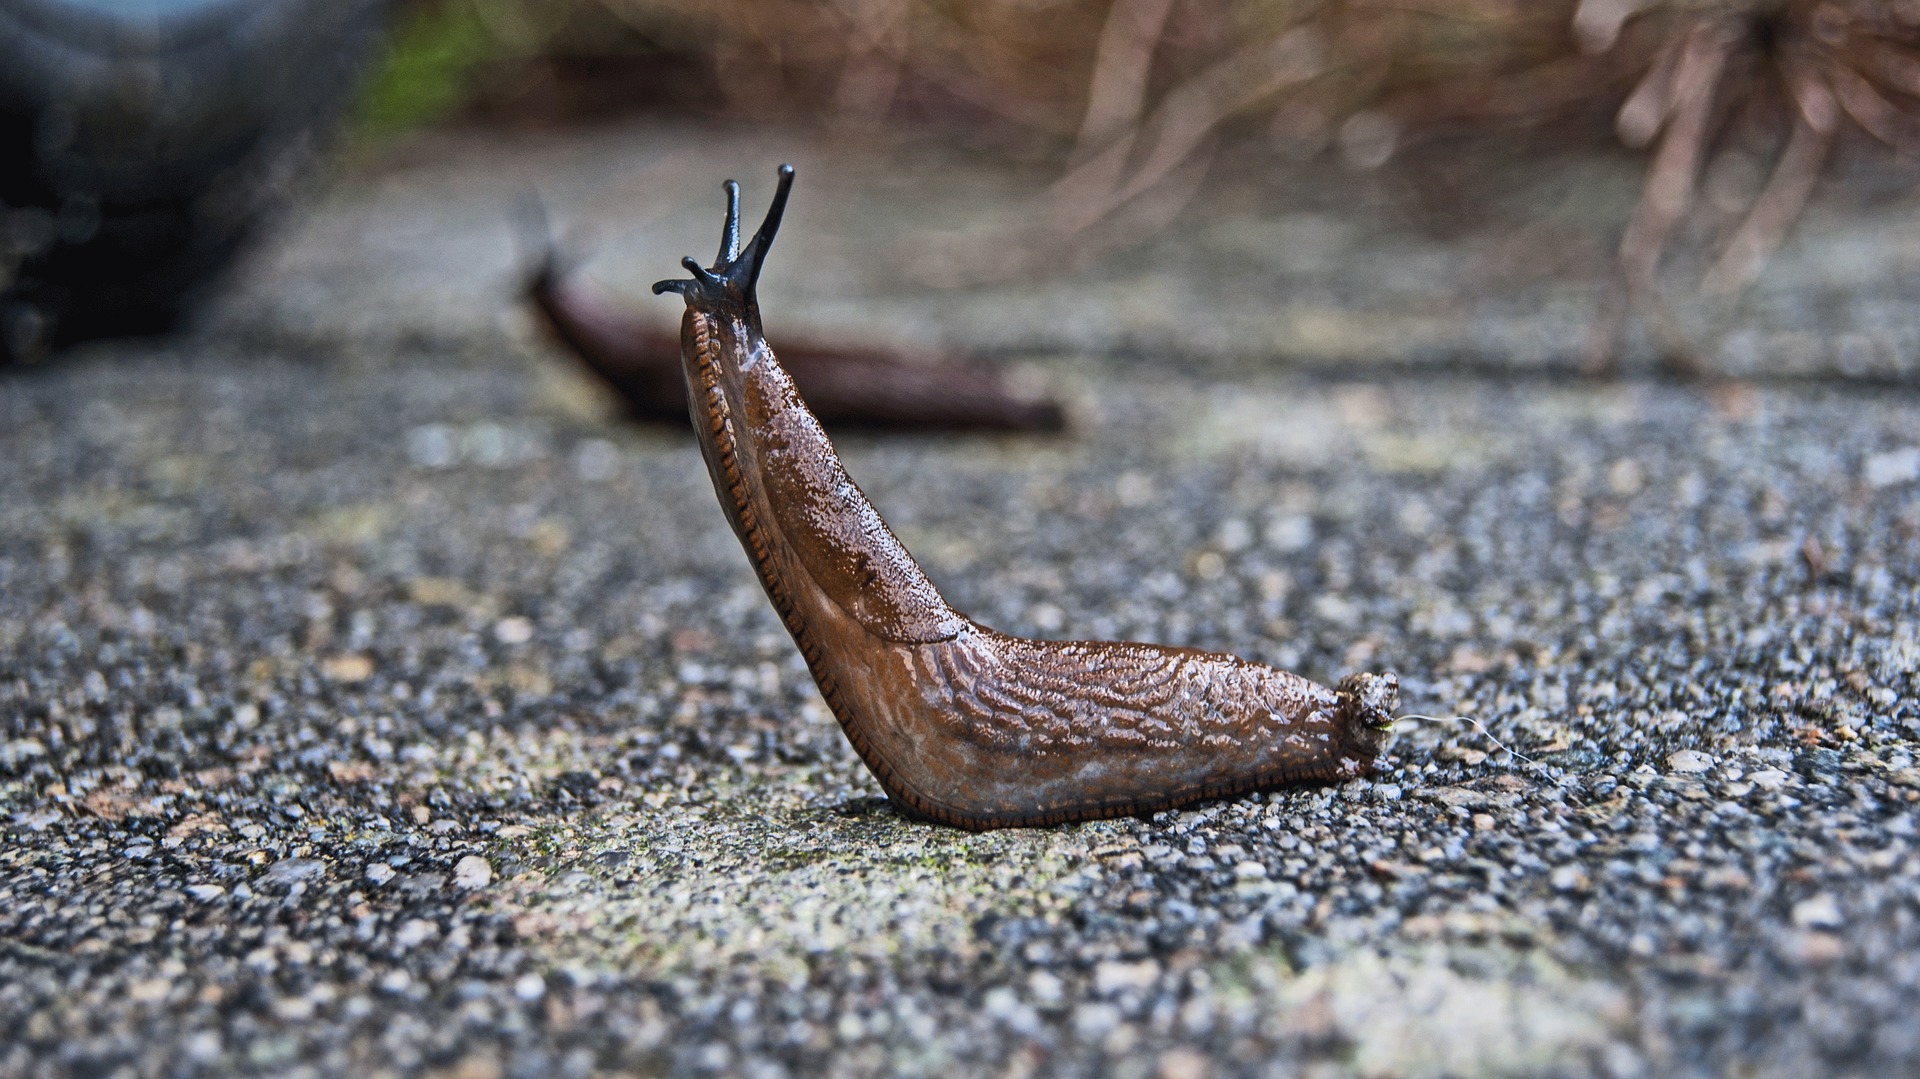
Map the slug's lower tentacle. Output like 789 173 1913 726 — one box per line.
655 166 1396 830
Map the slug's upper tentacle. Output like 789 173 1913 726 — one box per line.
656 166 1396 830
717 179 743 267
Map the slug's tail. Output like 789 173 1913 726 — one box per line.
653 164 795 327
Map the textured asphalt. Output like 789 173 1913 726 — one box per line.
2 124 1918 1079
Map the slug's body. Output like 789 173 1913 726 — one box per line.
655 167 1396 830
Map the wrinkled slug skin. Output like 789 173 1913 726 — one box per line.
658 168 1397 830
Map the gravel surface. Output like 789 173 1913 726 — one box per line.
2 123 1917 1079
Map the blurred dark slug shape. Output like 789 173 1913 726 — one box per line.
529 252 1068 433
0 0 391 362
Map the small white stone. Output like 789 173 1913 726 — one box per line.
1550 865 1590 893
1217 518 1254 552
1265 513 1314 553
1606 458 1646 496
1093 959 1161 995
1863 446 1920 488
184 884 226 902
1071 1002 1122 1040
394 919 436 949
1028 603 1065 634
406 424 459 469
1747 768 1790 790
453 855 493 889
493 617 533 645
1665 750 1713 775
1026 970 1064 1006
982 987 1020 1019
513 973 547 1001
1792 893 1843 929
128 977 173 1003
1158 1046 1211 1079
182 1031 222 1062
365 863 396 886
0 739 46 766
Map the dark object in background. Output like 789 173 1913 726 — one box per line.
529 253 1067 433
0 0 390 362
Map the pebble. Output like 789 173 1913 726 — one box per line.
1665 750 1714 774
260 859 325 887
1027 972 1065 1007
1550 866 1590 893
1862 446 1920 488
453 855 493 889
1073 1002 1122 1040
394 920 436 949
1158 1047 1212 1079
1093 960 1161 995
1791 894 1843 930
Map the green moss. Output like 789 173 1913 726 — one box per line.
488 779 1099 978
351 1 507 139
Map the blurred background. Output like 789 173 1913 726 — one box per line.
7 0 1920 370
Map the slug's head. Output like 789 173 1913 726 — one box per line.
652 164 795 332
1333 670 1398 766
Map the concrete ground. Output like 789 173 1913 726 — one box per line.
2 122 1917 1079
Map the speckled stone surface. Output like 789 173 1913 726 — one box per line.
2 124 1917 1079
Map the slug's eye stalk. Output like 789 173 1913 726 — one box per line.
653 164 796 329
717 180 742 266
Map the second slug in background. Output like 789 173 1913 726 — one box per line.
529 242 1066 433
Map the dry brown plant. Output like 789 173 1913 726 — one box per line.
491 0 1920 365
1582 1 1920 372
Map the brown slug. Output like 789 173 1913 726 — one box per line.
530 245 1066 432
653 166 1397 830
